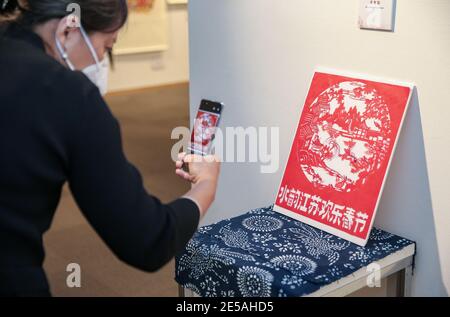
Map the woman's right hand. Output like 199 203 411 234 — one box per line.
175 153 221 185
175 153 221 219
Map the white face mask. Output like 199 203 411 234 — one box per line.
55 25 109 96
82 57 109 96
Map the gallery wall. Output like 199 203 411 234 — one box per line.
189 0 450 296
108 4 189 92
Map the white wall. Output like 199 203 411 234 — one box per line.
189 0 450 296
108 4 189 92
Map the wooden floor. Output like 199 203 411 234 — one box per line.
43 83 191 297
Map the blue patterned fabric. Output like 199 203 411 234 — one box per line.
175 206 415 297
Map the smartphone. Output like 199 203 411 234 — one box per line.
187 99 224 156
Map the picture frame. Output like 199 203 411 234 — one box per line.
114 0 169 55
166 0 188 5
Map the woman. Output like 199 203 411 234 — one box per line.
0 0 220 296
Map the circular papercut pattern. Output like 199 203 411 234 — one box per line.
297 81 392 193
242 216 283 232
270 255 317 276
237 266 274 297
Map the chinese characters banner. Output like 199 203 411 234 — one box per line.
274 70 413 246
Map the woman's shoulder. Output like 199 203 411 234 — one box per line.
0 23 98 99
0 32 108 134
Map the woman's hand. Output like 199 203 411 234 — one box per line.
175 153 220 184
175 153 221 219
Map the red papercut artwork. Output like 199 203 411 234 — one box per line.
274 70 413 246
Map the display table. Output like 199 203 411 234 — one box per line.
175 206 415 297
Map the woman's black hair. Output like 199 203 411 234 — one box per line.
0 0 128 34
1 0 17 15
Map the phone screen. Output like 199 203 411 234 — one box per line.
188 99 223 156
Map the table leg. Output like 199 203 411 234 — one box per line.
397 265 413 297
178 285 186 297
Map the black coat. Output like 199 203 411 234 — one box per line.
0 23 199 296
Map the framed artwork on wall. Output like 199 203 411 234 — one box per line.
274 69 413 246
114 0 169 55
166 0 188 4
359 0 396 31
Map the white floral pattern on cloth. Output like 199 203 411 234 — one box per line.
242 215 284 233
177 239 255 283
237 266 274 297
175 205 415 297
282 223 351 265
218 225 253 250
369 228 394 241
270 255 317 276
